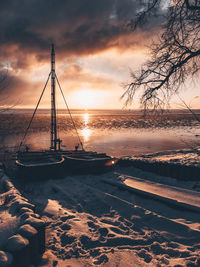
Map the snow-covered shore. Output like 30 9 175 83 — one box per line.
0 172 45 266
1 148 200 266
121 149 200 184
13 164 200 267
126 148 200 168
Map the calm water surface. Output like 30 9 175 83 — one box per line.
0 110 200 157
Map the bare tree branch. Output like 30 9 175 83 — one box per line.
124 0 200 111
0 68 18 112
128 0 162 30
176 94 200 123
185 0 200 10
0 69 9 92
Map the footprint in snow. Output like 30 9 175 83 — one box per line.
60 215 75 221
93 254 108 265
137 249 152 263
60 233 76 246
60 223 71 231
98 227 108 237
87 221 98 230
90 249 101 257
110 226 128 235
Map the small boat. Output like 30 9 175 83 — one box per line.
16 44 116 178
16 151 65 179
62 152 116 174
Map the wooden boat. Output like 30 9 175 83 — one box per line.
16 44 117 178
62 151 117 174
16 151 65 179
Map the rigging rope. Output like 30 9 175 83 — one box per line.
55 74 84 151
18 72 51 151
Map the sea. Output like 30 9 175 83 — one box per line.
0 109 200 157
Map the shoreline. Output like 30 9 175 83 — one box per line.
2 165 200 266
1 149 200 266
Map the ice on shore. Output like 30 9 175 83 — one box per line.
129 148 200 167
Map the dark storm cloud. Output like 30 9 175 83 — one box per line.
0 72 42 105
0 0 165 104
0 0 162 62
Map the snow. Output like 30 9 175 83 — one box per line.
9 196 35 213
19 207 35 214
119 163 200 192
0 189 21 249
128 148 200 168
18 170 200 266
0 175 38 252
1 148 200 266
0 210 20 249
0 251 13 266
23 217 45 229
20 211 40 221
18 224 38 238
123 175 200 208
6 234 29 251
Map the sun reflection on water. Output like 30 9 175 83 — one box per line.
83 113 89 125
81 113 92 142
81 128 92 142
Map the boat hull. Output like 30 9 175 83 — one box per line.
15 155 65 180
15 150 118 179
63 154 116 175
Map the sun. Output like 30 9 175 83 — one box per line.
74 89 99 109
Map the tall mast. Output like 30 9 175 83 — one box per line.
50 43 57 151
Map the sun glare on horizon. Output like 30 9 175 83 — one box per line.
71 89 101 109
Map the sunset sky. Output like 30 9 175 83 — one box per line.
0 0 199 109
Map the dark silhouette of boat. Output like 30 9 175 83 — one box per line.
16 44 116 178
62 151 115 175
16 151 65 179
